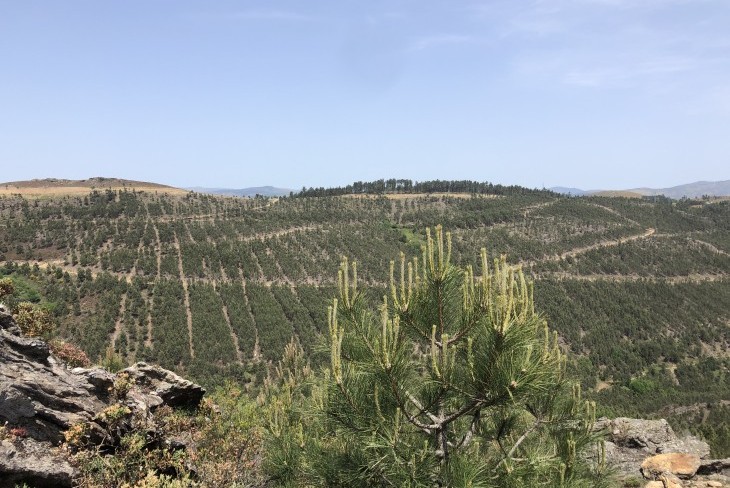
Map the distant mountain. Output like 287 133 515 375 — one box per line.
550 180 730 199
187 186 292 197
628 180 730 199
589 190 645 198
549 186 589 196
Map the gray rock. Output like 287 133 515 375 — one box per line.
596 417 677 451
0 328 106 443
122 362 205 409
0 438 75 488
71 366 116 396
602 440 648 477
698 458 730 476
661 436 712 459
0 309 207 486
0 303 21 335
594 417 712 477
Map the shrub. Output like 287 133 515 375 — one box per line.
50 339 91 368
64 423 90 450
110 372 135 401
100 346 126 373
0 276 14 298
13 302 54 337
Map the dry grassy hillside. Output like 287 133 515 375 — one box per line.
0 177 189 198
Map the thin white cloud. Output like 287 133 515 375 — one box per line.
479 0 730 97
686 85 730 115
227 10 316 22
524 54 697 88
185 10 318 23
407 35 477 52
508 15 566 36
567 55 695 84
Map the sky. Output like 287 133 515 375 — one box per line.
0 0 728 191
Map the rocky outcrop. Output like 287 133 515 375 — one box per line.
0 304 21 335
0 321 109 444
122 362 205 410
642 453 702 479
0 308 205 487
0 437 75 488
595 417 729 487
698 458 730 476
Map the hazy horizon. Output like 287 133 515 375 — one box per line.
2 1 728 190
3 175 729 194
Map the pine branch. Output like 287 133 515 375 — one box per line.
456 409 481 449
506 418 542 460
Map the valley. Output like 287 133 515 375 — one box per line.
0 182 728 455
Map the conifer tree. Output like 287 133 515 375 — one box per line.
265 226 610 487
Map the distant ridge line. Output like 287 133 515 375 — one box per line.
0 177 188 197
187 186 292 197
550 179 730 199
1 177 179 189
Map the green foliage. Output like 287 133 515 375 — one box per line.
627 378 658 395
100 346 127 373
72 430 191 488
189 385 265 486
0 276 14 297
265 227 612 487
1 188 728 454
13 301 54 338
296 178 556 197
68 383 264 488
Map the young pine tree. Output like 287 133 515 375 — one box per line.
266 226 610 487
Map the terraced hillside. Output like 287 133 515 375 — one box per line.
0 186 728 452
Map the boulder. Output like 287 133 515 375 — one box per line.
698 458 730 476
122 362 205 409
71 366 116 396
657 474 684 488
642 453 702 479
595 417 711 477
0 328 107 443
597 417 691 452
0 437 75 488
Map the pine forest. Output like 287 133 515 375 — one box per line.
0 182 728 458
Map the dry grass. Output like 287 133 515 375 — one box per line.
0 178 189 198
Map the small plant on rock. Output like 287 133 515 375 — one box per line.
100 345 126 373
13 302 54 338
9 426 28 438
50 339 91 368
110 372 135 401
64 422 90 450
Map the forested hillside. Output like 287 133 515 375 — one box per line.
0 184 728 454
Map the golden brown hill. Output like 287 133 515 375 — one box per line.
0 177 189 197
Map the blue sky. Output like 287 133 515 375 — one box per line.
1 0 728 190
